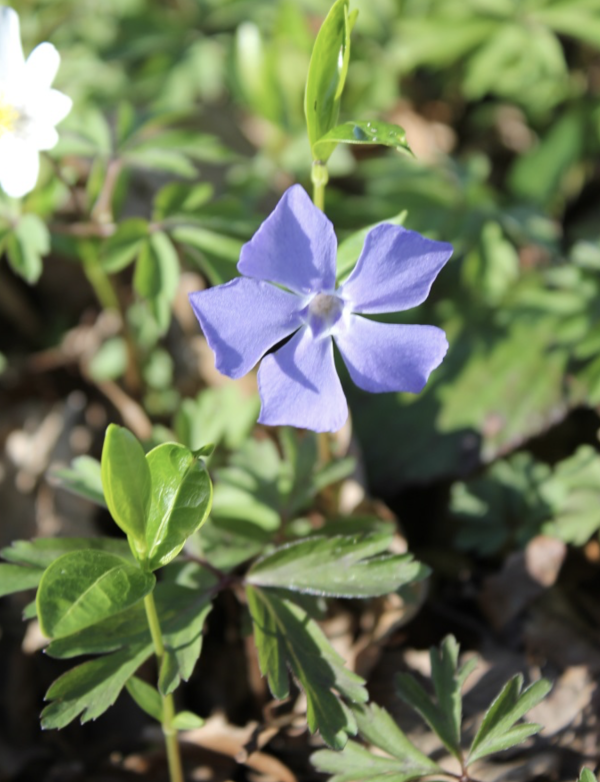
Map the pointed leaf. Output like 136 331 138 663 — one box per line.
311 740 430 782
352 702 442 772
50 456 106 508
101 424 151 558
41 642 152 729
172 711 205 730
429 636 466 753
145 442 213 571
1 537 133 569
0 563 43 598
313 120 412 161
247 585 367 748
247 534 423 598
395 671 457 757
126 676 163 722
304 0 355 160
578 770 598 782
133 231 180 333
468 676 552 764
100 218 148 273
37 550 155 639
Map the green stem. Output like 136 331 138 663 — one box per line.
81 246 120 313
311 160 329 211
144 593 185 782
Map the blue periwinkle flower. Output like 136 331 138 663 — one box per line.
189 185 452 432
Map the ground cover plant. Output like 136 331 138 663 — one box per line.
1 1 600 781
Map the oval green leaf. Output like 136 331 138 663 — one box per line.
145 443 213 571
313 120 412 162
101 424 151 558
37 550 155 639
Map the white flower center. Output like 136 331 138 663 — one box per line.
0 94 18 137
306 292 345 338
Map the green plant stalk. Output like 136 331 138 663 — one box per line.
143 592 185 782
81 251 121 313
311 160 329 211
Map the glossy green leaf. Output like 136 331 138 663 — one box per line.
0 563 43 598
304 0 356 161
51 456 106 508
37 550 155 639
46 577 214 662
100 218 148 273
101 424 151 557
145 442 212 571
313 120 411 161
247 534 423 598
578 770 598 782
467 675 551 764
125 676 163 722
5 214 49 284
246 585 367 749
41 642 151 729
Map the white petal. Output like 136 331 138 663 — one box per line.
25 42 60 90
0 7 25 83
26 121 59 150
0 135 39 197
31 88 72 126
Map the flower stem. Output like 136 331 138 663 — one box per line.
311 160 329 211
143 593 185 782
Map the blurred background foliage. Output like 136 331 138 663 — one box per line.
2 0 600 777
3 0 600 582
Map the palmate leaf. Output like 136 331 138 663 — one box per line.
312 703 443 782
37 550 156 639
467 675 551 765
247 534 425 598
41 642 153 730
395 636 477 760
246 585 367 749
43 577 214 728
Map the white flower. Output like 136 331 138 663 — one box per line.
0 6 72 198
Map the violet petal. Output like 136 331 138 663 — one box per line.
339 224 453 314
189 278 304 379
334 315 448 393
257 328 348 432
